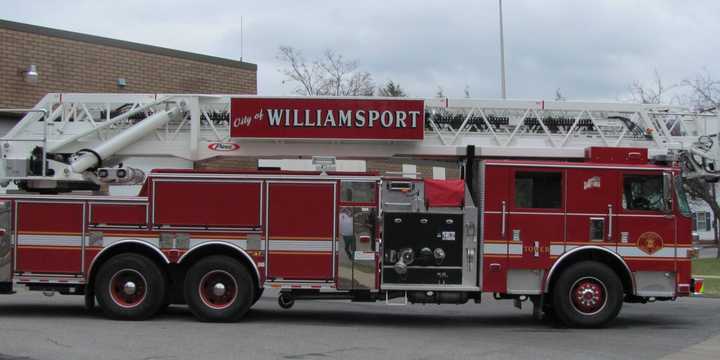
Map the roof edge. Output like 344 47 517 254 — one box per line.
0 18 257 71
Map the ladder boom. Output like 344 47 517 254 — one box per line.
1 93 718 190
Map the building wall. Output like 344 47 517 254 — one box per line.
0 20 256 109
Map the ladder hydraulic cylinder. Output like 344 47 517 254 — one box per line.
69 108 178 173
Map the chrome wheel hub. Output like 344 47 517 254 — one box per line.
212 282 227 297
123 281 137 296
198 270 238 310
570 277 607 315
109 269 148 308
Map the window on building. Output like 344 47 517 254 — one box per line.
515 171 562 208
622 175 664 211
695 211 712 231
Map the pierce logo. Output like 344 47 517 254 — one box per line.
208 143 240 151
637 232 663 255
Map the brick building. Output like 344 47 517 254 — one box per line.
0 19 456 179
0 19 256 133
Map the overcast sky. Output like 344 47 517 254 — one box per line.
3 0 719 100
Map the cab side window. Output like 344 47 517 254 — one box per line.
623 174 663 211
515 171 562 208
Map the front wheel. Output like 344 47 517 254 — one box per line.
184 256 255 322
552 261 623 328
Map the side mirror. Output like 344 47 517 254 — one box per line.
663 172 673 213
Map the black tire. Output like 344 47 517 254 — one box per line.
552 261 623 328
184 256 255 322
278 293 294 309
253 287 265 305
94 254 167 320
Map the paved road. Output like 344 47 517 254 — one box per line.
0 290 718 360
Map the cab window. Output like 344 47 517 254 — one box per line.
623 174 663 211
515 171 562 208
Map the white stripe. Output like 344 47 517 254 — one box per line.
508 244 523 255
102 237 160 248
188 239 248 248
550 245 564 256
269 240 332 252
617 247 675 257
485 211 672 219
484 243 506 255
17 235 80 246
676 247 689 257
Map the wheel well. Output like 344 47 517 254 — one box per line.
86 241 169 294
546 248 634 296
178 244 260 295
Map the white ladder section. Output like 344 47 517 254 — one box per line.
1 93 717 183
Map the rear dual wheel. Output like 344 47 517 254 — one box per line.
95 254 167 320
184 256 255 322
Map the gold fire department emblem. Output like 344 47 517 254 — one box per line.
637 232 663 255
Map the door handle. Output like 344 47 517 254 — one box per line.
501 201 507 238
607 204 613 241
466 248 475 272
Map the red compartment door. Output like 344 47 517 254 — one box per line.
266 182 336 281
16 202 84 274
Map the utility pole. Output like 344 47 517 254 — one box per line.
498 0 507 99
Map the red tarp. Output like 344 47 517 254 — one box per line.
424 179 465 207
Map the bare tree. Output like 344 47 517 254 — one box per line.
631 70 720 253
277 46 374 96
377 80 407 97
436 86 445 98
682 69 720 112
629 69 680 105
554 88 566 101
682 71 720 255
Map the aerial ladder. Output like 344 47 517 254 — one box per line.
0 93 718 192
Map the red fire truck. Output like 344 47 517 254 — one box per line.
0 95 712 327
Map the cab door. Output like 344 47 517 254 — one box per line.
616 171 675 265
507 168 564 270
505 167 565 294
565 168 621 251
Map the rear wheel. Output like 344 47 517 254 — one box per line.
552 261 623 328
184 256 254 322
94 254 167 320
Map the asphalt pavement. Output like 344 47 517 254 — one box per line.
0 289 719 360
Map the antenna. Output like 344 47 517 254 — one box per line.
240 16 244 62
